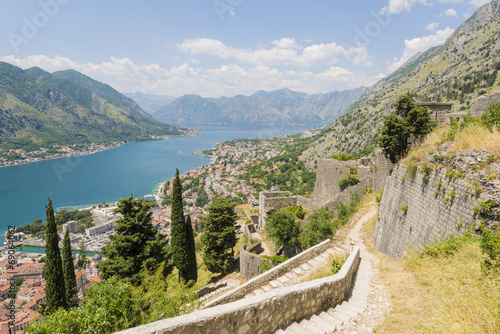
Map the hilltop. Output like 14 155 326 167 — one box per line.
0 63 186 153
302 0 500 168
151 87 366 126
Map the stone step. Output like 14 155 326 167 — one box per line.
308 314 335 332
335 302 360 317
326 307 350 324
317 310 343 326
273 329 286 334
299 263 311 271
292 267 304 275
262 284 273 292
252 288 265 295
285 272 295 280
283 321 310 334
277 275 289 284
269 280 282 288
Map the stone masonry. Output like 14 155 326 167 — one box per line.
258 191 311 228
374 163 487 259
471 90 500 117
116 246 360 334
310 153 393 211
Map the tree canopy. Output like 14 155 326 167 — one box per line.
99 195 172 284
201 197 238 274
380 92 437 163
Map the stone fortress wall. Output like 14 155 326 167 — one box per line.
239 242 264 280
309 153 393 211
471 90 500 117
374 163 487 259
117 245 360 334
258 191 311 227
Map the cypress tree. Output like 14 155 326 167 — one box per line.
170 169 189 282
44 198 67 314
184 215 198 283
62 229 78 307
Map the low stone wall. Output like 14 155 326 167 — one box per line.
205 239 333 308
116 246 360 334
240 242 264 279
196 282 228 299
297 196 311 208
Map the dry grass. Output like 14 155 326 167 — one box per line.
363 212 500 334
404 123 500 163
446 124 500 157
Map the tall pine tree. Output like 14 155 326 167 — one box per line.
170 169 190 282
99 195 172 284
62 229 78 307
201 198 237 274
44 198 67 314
185 215 198 283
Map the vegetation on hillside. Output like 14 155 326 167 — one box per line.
242 135 317 196
302 1 500 166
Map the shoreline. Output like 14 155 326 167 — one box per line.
0 130 204 169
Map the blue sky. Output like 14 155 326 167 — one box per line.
0 0 492 97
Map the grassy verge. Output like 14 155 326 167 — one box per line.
364 214 500 333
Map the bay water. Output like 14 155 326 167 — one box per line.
0 124 309 238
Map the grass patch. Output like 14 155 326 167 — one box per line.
373 233 500 334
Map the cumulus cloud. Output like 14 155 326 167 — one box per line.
178 37 370 67
425 22 440 32
440 8 458 16
0 55 379 97
381 0 463 14
469 0 490 7
388 27 454 72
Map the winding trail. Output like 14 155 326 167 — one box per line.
275 203 391 333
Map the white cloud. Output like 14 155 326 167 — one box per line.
381 0 463 14
178 37 370 67
469 0 490 7
388 27 454 72
440 8 458 16
0 55 377 97
425 22 440 31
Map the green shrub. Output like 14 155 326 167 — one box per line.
400 205 408 214
421 235 465 258
480 229 500 273
338 175 359 189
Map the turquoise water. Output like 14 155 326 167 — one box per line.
0 124 309 237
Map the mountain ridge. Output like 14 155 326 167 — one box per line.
302 0 500 167
152 87 366 126
0 62 185 153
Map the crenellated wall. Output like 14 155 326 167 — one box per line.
374 163 486 259
116 246 360 334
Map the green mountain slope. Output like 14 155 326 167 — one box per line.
0 63 185 151
302 0 500 167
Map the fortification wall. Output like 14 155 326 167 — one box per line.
117 246 360 334
310 153 393 211
205 239 333 308
239 242 264 279
297 196 311 207
374 164 486 259
471 90 500 117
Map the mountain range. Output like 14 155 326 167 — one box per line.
302 0 500 167
149 87 366 126
0 63 185 150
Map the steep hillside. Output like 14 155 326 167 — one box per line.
124 93 177 115
0 63 185 150
303 0 500 167
153 87 366 126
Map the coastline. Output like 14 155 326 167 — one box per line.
0 130 204 169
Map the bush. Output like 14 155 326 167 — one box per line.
480 229 500 273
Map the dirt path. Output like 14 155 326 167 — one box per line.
334 203 392 333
